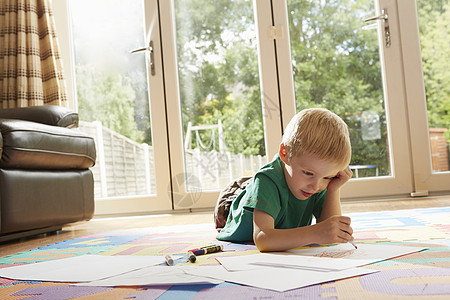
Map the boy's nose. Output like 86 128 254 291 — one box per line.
308 180 319 192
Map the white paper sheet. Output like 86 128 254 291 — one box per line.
75 266 223 286
185 265 379 292
0 255 167 282
218 254 344 271
286 243 426 264
217 243 425 272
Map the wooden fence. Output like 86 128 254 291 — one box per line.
184 148 267 191
77 123 450 198
79 121 155 198
78 121 267 198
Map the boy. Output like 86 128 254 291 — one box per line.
216 108 354 252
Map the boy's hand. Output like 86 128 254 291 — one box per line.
327 166 353 193
313 215 354 244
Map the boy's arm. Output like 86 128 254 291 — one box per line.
317 166 353 222
317 188 342 222
253 209 353 252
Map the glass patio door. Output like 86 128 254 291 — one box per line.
396 0 450 194
57 0 448 215
158 0 284 209
158 0 428 207
57 0 282 214
59 0 173 215
273 0 415 199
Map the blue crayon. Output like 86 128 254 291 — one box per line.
192 249 206 256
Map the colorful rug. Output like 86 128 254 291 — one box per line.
1 206 449 299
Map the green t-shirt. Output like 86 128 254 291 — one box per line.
216 154 327 242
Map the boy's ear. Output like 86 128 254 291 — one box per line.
279 144 288 163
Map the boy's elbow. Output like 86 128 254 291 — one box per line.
254 239 269 252
253 232 272 252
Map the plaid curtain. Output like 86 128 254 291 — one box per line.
0 0 68 108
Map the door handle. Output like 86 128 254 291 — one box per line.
364 9 390 47
130 41 156 75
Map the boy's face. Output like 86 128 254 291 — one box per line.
279 145 343 200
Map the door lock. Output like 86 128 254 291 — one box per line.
130 41 156 75
364 9 390 47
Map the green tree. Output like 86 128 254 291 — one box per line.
76 65 145 143
175 0 448 176
175 0 263 155
418 0 450 140
287 0 388 175
176 0 390 175
71 0 152 145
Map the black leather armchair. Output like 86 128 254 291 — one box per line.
0 105 96 242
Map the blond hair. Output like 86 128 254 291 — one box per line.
281 108 351 167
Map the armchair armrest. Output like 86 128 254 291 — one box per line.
0 105 78 128
0 119 96 169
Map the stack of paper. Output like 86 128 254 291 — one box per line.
181 243 425 291
0 243 425 292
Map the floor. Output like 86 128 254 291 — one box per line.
1 195 449 258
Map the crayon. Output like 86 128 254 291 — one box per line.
200 244 223 254
190 244 224 256
349 240 358 249
165 254 174 266
187 251 196 263
192 249 206 256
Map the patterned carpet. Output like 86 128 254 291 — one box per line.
0 206 449 299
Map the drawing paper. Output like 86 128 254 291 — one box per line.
286 243 426 264
218 254 345 271
185 265 379 292
75 266 223 286
217 243 426 272
0 255 167 282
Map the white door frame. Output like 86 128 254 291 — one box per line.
397 0 450 195
55 0 173 215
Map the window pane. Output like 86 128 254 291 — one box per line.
173 0 267 192
69 0 156 197
287 0 389 178
417 0 450 173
